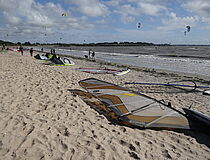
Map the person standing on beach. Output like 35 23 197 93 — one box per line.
2 44 6 50
92 51 95 58
19 45 23 55
89 49 92 58
30 48 33 56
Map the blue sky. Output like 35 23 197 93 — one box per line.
0 0 210 44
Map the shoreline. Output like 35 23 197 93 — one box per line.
32 45 210 79
57 51 210 84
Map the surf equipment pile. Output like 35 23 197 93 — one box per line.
48 55 75 66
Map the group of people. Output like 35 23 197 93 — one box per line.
17 45 33 56
17 46 95 60
50 48 56 54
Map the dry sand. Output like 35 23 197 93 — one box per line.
0 49 210 160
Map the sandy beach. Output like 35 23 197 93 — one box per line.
0 49 210 160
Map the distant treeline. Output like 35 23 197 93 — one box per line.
55 42 171 46
0 40 17 46
1 39 209 46
0 40 170 46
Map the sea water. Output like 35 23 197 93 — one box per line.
34 46 210 77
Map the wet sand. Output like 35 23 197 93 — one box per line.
0 49 210 160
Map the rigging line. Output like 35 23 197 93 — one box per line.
125 82 195 87
125 82 210 89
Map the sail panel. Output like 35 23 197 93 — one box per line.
78 78 190 130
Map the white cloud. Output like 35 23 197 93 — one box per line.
121 14 135 24
182 0 210 16
202 17 210 25
0 1 61 27
109 0 168 25
182 0 210 24
0 0 209 44
106 0 123 6
0 0 94 43
138 2 167 16
64 0 109 17
96 19 106 24
157 12 199 31
120 4 139 16
113 4 139 24
3 12 21 25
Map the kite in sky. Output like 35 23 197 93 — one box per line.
186 26 190 32
184 25 191 36
137 22 141 29
62 13 67 16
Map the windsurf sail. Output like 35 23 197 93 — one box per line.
7 48 20 52
6 48 14 51
34 54 49 60
203 90 210 95
114 69 130 76
76 68 117 74
76 68 130 76
77 78 191 130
